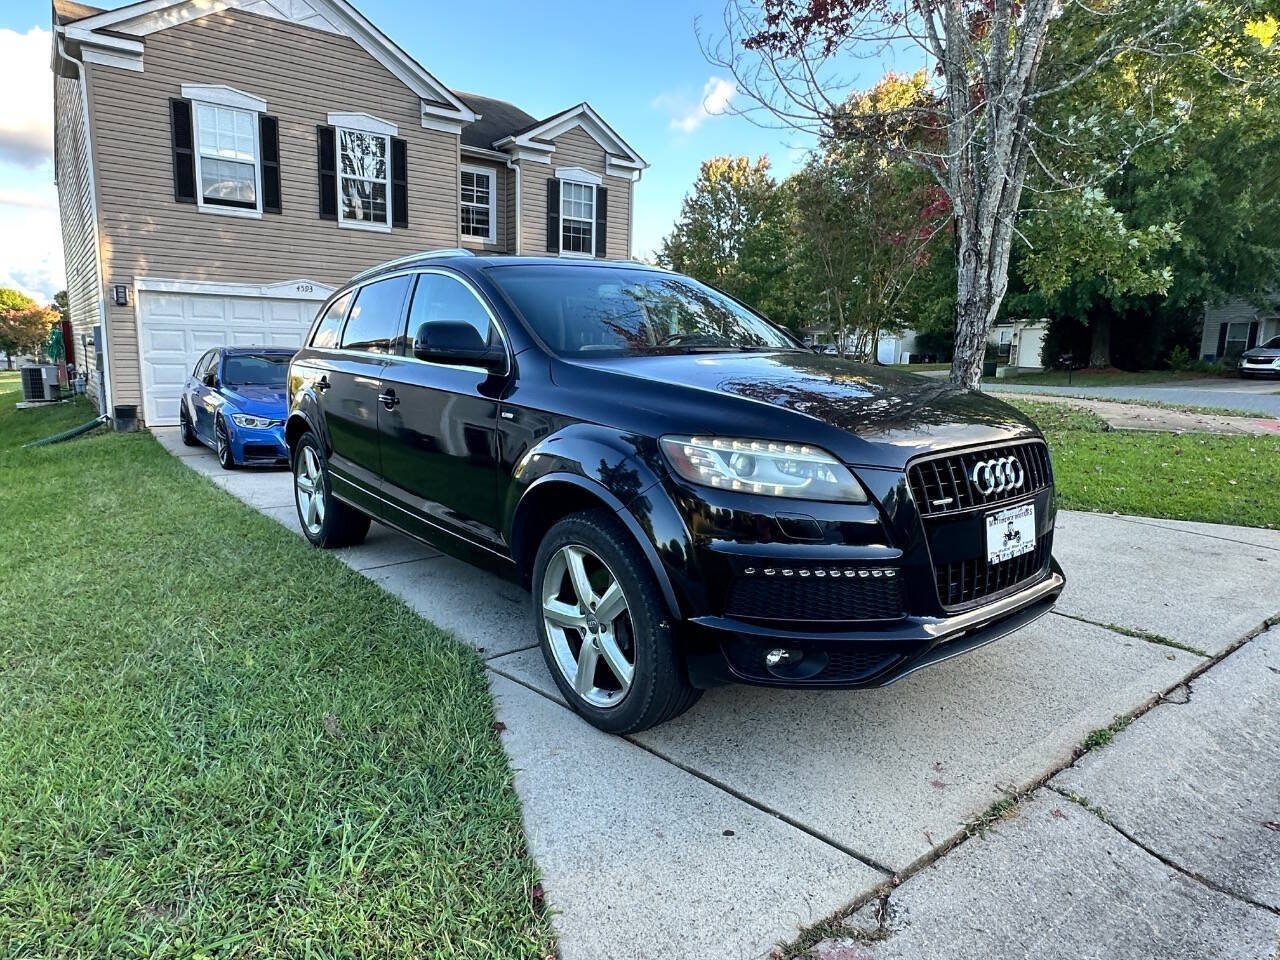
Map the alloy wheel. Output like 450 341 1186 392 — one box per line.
294 446 327 536
216 419 232 467
541 544 636 708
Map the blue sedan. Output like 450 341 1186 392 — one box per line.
178 347 295 469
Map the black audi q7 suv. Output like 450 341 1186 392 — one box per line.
286 250 1065 733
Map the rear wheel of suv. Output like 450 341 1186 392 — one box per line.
533 510 701 734
292 431 370 548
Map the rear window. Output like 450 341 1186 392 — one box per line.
311 292 351 349
341 275 412 353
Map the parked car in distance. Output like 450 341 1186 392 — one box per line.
286 251 1065 734
180 347 296 469
1238 335 1280 378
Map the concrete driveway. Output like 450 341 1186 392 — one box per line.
154 428 1280 960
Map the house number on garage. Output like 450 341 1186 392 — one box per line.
296 283 314 294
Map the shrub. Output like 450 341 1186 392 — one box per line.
1168 344 1190 371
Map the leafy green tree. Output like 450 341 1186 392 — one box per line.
657 156 800 327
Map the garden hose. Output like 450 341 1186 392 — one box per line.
21 415 110 449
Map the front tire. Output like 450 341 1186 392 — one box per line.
291 431 370 548
533 510 700 734
215 415 238 470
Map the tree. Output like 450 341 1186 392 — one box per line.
0 288 55 369
658 156 799 326
53 289 70 327
787 76 951 357
1008 9 1280 368
709 0 1238 386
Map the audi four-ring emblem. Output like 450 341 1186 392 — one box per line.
971 456 1025 495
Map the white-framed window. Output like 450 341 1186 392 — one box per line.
560 180 595 257
1222 321 1251 361
460 165 496 242
193 102 261 216
338 128 391 230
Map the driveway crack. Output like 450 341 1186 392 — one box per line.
1049 785 1280 917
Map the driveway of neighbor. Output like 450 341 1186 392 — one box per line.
980 377 1280 419
154 428 1280 960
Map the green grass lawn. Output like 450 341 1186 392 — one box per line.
0 400 551 958
1006 399 1280 528
987 368 1228 387
892 362 950 372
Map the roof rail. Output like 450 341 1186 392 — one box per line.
350 248 474 283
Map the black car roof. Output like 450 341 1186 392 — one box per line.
346 252 664 288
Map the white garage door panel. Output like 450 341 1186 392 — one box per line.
138 290 318 426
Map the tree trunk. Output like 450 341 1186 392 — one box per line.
1088 316 1111 369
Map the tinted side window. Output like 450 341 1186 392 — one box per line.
311 292 352 349
404 273 493 355
192 351 212 378
342 275 412 353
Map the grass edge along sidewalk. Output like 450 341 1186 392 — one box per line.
0 395 553 960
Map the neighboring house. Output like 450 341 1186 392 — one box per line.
52 0 647 426
992 318 1048 372
1199 299 1278 363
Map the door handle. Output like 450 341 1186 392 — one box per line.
315 375 330 392
378 389 399 410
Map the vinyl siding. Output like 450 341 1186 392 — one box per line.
53 70 105 407
517 126 633 259
85 8 462 410
458 158 506 253
1199 300 1279 359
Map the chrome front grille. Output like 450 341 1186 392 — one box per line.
908 440 1052 516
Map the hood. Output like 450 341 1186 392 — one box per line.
223 384 288 418
563 351 1039 467
1242 345 1280 359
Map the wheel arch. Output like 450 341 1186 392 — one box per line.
510 472 682 620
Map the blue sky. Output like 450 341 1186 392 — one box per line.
0 0 872 302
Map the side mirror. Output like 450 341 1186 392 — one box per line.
413 321 506 373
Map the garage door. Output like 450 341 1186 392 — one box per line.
137 286 327 426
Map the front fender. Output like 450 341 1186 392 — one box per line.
505 424 697 619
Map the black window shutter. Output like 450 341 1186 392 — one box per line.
594 186 608 258
317 125 337 220
170 98 196 204
1216 323 1228 358
546 178 560 252
1247 320 1259 349
259 115 281 214
391 137 408 228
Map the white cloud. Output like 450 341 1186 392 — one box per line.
0 27 55 169
0 181 62 303
654 76 737 134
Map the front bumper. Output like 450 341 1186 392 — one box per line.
684 560 1064 689
229 423 289 465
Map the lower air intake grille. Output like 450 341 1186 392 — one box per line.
725 574 904 623
935 533 1050 609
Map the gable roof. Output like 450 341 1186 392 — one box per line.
54 0 475 122
495 101 647 170
453 91 537 151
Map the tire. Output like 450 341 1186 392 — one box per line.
291 431 370 549
215 415 238 470
532 509 700 734
179 403 200 447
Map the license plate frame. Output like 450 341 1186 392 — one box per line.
985 502 1036 565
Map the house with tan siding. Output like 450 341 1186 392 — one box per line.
51 0 646 426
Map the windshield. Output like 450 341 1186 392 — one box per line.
1263 336 1280 349
223 353 292 387
487 265 800 357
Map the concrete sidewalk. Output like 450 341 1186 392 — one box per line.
154 427 1280 960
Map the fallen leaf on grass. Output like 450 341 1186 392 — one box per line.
323 713 341 739
492 721 507 734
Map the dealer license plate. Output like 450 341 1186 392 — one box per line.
985 503 1036 565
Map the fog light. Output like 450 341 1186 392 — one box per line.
764 648 802 668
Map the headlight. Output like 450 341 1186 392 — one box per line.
660 435 867 502
230 414 277 429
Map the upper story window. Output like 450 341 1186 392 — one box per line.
194 103 259 210
460 166 495 242
560 180 595 256
339 129 391 229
